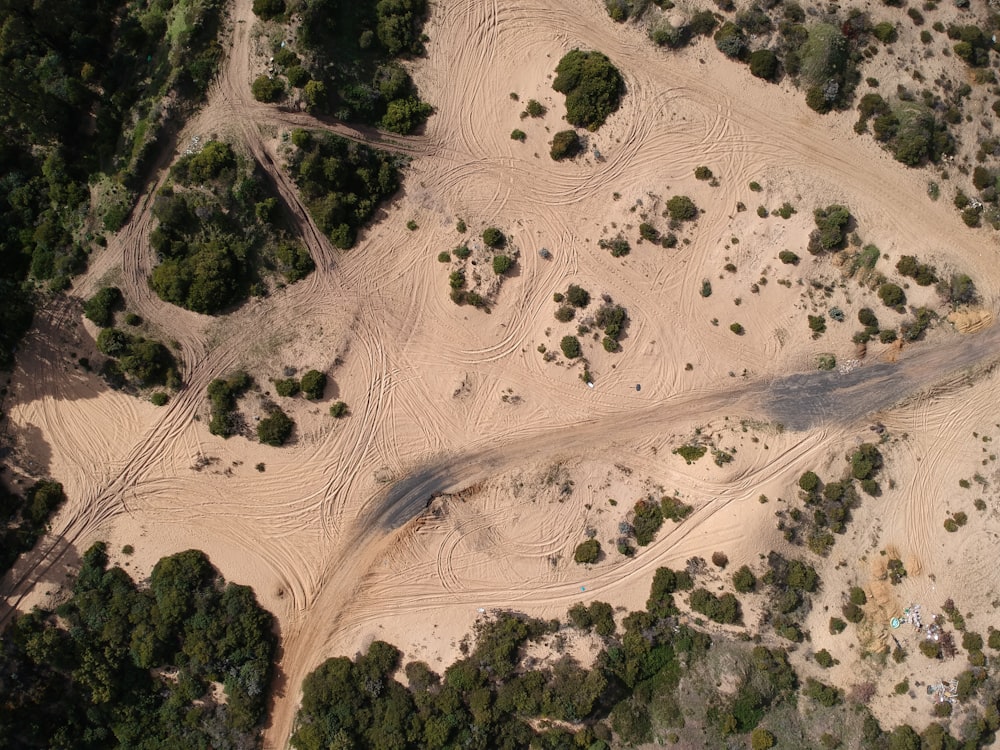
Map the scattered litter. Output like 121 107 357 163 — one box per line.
477 607 485 614
890 617 901 629
580 586 586 592
587 381 594 389
635 384 641 392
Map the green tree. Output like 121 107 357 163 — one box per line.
560 336 581 358
258 408 294 446
552 49 625 130
300 369 327 399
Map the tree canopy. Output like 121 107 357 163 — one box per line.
552 49 625 131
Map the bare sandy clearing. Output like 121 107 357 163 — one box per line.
3 0 1000 745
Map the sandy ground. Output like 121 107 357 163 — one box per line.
4 0 1000 744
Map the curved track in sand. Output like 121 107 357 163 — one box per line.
4 0 1000 746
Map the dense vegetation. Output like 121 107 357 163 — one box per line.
286 129 403 248
254 0 433 133
150 140 313 313
552 50 625 130
0 0 225 367
96 327 181 390
0 543 275 748
208 370 255 437
0 480 66 580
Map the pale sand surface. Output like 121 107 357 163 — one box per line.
3 0 1000 745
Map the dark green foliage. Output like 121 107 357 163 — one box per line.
633 499 664 545
896 255 938 285
288 130 401 249
560 335 581 358
274 377 301 397
809 204 851 253
568 600 616 636
258 407 294 446
523 99 546 117
150 391 168 406
843 601 864 623
566 284 590 307
733 565 757 593
689 588 742 624
799 470 820 492
96 327 179 387
0 480 66 578
599 235 631 257
815 649 835 668
764 552 819 593
674 444 707 464
850 443 882 480
550 129 582 160
694 166 713 180
715 22 749 60
595 302 628 342
639 222 659 242
453 243 471 259
510 128 526 141
152 141 309 312
799 23 851 112
873 21 897 43
858 307 878 327
808 315 826 335
300 369 327 400
878 282 906 308
0 544 275 747
574 539 602 564
83 287 124 327
666 195 698 222
730 322 745 335
937 273 977 306
749 49 778 79
329 401 349 418
208 370 254 437
829 617 847 634
492 255 513 275
661 496 694 522
289 0 431 132
482 226 506 248
254 0 286 20
552 49 625 131
803 677 842 706
251 75 285 102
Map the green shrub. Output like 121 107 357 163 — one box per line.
554 305 575 322
799 471 820 492
639 223 659 241
694 166 713 180
873 22 897 43
523 99 546 117
251 75 284 102
674 445 706 463
878 283 906 308
300 369 326 400
599 235 630 257
733 565 757 593
808 315 826 336
809 204 851 253
437 251 451 262
700 279 712 297
714 22 749 60
560 335 581 358
749 49 778 80
274 377 300 397
84 287 124 327
662 496 693 521
689 588 741 624
730 322 745 335
803 678 842 706
815 649 836 668
829 617 847 634
150 392 169 406
453 244 471 259
751 728 776 750
560 285 588 309
492 255 513 275
258 407 294 446
858 308 878 327
574 539 601 564
482 227 506 248
666 195 698 222
253 0 286 20
510 129 526 141
552 50 625 130
329 401 349 418
550 130 582 161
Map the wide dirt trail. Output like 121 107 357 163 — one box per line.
3 0 1000 748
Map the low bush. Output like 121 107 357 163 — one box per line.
251 75 284 102
482 227 506 248
878 282 906 308
733 565 756 592
749 49 778 80
808 205 851 253
566 284 590 307
550 130 582 161
274 377 300 397
689 588 741 624
552 49 625 130
329 401 349 418
599 235 630 257
662 496 693 521
300 369 326 400
510 129 526 141
84 287 124 327
258 407 294 446
666 195 698 223
674 445 706 463
633 499 664 545
560 335 581 358
492 255 513 275
574 539 601 564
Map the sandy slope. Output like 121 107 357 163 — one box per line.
4 0 1000 744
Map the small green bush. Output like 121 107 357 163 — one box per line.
730 322 745 335
482 227 505 248
492 255 513 275
560 335 581 358
453 244 471 259
437 251 451 262
694 166 713 180
674 445 706 463
566 284 590 307
574 539 601 564
329 401 349 418
878 283 906 308
748 49 778 80
274 377 300 397
510 129 526 141
873 22 898 43
662 496 693 522
251 75 284 102
815 649 836 668
666 195 698 222
829 617 847 634
523 99 546 118
150 392 169 406
733 565 757 593
552 49 625 130
84 287 124 327
258 407 294 446
300 369 326 400
550 130 582 161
